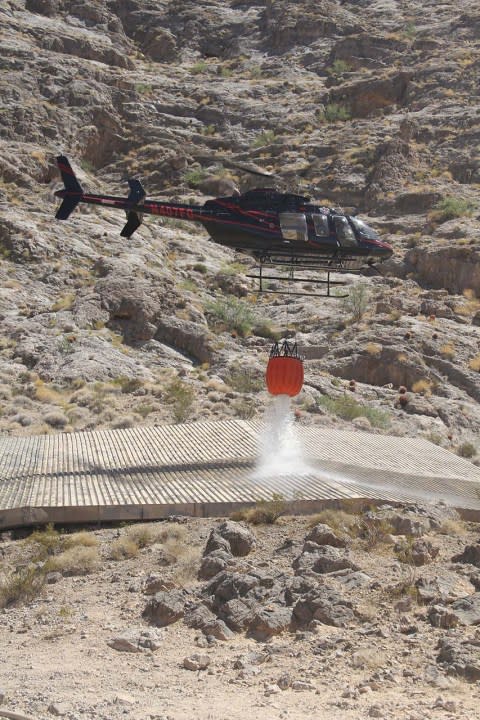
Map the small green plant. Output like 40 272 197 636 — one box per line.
205 295 255 337
166 378 195 423
457 441 476 458
252 129 276 148
134 402 155 418
231 493 286 525
193 263 208 274
430 197 476 223
320 103 352 122
318 395 391 429
190 61 208 74
184 167 207 187
342 282 369 322
135 83 153 95
327 59 351 75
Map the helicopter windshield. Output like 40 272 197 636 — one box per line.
350 217 380 240
334 216 357 246
279 212 308 241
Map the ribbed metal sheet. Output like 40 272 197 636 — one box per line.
1 421 479 528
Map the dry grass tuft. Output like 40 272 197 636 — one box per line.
231 494 286 525
411 379 433 395
0 567 45 608
26 524 62 560
438 518 466 536
468 354 480 372
157 523 188 544
307 509 358 537
110 536 139 560
46 546 100 575
63 531 99 549
126 523 162 548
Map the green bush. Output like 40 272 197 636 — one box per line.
225 363 264 393
342 283 369 322
457 441 476 458
205 295 255 337
166 379 195 423
431 197 476 223
318 395 391 429
252 129 276 148
320 103 352 122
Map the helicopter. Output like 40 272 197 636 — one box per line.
54 156 393 297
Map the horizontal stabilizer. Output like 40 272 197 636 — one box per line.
55 196 81 220
121 211 142 238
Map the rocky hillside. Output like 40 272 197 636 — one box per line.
0 0 479 457
1 507 480 719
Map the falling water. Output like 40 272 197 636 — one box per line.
254 394 312 478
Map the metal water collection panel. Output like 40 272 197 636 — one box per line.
0 420 479 528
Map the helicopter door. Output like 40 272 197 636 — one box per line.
312 213 330 238
333 216 357 247
279 212 308 241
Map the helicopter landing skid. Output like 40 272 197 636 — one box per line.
246 263 349 299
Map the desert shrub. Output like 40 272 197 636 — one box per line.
63 531 99 549
111 415 135 429
172 548 201 585
166 379 195 423
44 411 68 428
468 354 480 372
342 283 369 322
26 524 62 559
457 441 476 458
411 379 433 395
205 295 255 337
318 395 391 429
193 263 208 274
157 523 187 544
0 567 45 608
327 59 351 75
231 493 286 525
134 402 155 418
190 61 208 75
184 167 207 186
321 103 351 122
112 376 144 394
232 398 256 419
439 343 456 360
252 129 276 148
51 293 75 312
307 509 358 537
225 363 263 393
431 197 476 223
355 516 394 548
438 518 465 536
46 546 99 575
126 523 161 548
110 536 139 560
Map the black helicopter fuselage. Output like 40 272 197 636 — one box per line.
54 156 393 270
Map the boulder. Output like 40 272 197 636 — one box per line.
142 589 186 627
452 543 480 568
108 628 163 653
198 550 232 580
184 603 234 641
293 545 360 575
248 606 293 640
218 598 258 632
215 521 256 557
437 638 480 681
204 531 232 557
305 523 347 548
449 593 480 626
293 587 355 628
183 653 210 671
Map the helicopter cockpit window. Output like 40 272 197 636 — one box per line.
312 214 330 237
350 217 380 240
279 212 308 242
334 216 357 246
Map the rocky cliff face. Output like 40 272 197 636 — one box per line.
0 0 479 456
